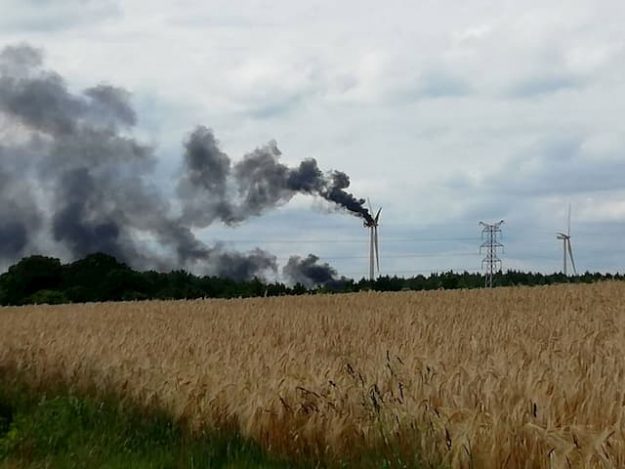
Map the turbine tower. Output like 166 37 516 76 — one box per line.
556 205 577 276
364 200 381 281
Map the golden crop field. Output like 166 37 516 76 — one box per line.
2 282 625 468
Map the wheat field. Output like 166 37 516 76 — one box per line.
1 282 625 467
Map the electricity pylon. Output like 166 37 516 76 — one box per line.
479 220 504 288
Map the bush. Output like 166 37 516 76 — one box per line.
27 290 68 305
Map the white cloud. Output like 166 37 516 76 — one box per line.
0 0 121 31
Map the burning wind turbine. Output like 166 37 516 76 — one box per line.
364 199 381 281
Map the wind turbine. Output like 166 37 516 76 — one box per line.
364 200 381 281
556 205 577 276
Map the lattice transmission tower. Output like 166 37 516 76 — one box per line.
479 220 504 288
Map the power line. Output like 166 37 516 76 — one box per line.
314 252 478 260
210 236 480 244
342 267 482 276
275 250 605 263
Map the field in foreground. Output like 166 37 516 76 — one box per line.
1 282 625 468
0 377 285 468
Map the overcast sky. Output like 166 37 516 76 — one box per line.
1 0 624 278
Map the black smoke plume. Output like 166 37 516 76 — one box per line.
178 126 374 226
0 44 360 280
283 254 346 288
0 44 278 279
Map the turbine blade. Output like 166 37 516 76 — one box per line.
567 240 577 275
367 198 373 213
374 207 382 223
374 226 380 272
568 203 572 237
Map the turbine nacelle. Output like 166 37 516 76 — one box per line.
363 208 382 228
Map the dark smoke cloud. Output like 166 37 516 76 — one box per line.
177 126 237 226
214 247 278 280
0 148 42 259
0 43 358 281
179 127 374 226
0 43 276 279
283 254 345 288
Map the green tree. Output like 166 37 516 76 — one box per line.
62 253 132 302
0 255 63 305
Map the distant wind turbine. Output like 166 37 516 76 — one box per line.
556 204 577 276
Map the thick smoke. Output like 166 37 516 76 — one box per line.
283 254 345 288
0 44 276 279
0 165 40 259
177 126 237 226
178 127 374 227
0 44 358 281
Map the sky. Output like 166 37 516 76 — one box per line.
1 0 624 279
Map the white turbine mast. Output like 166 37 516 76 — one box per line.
556 204 577 276
364 199 381 281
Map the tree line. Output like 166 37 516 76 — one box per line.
0 253 622 306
